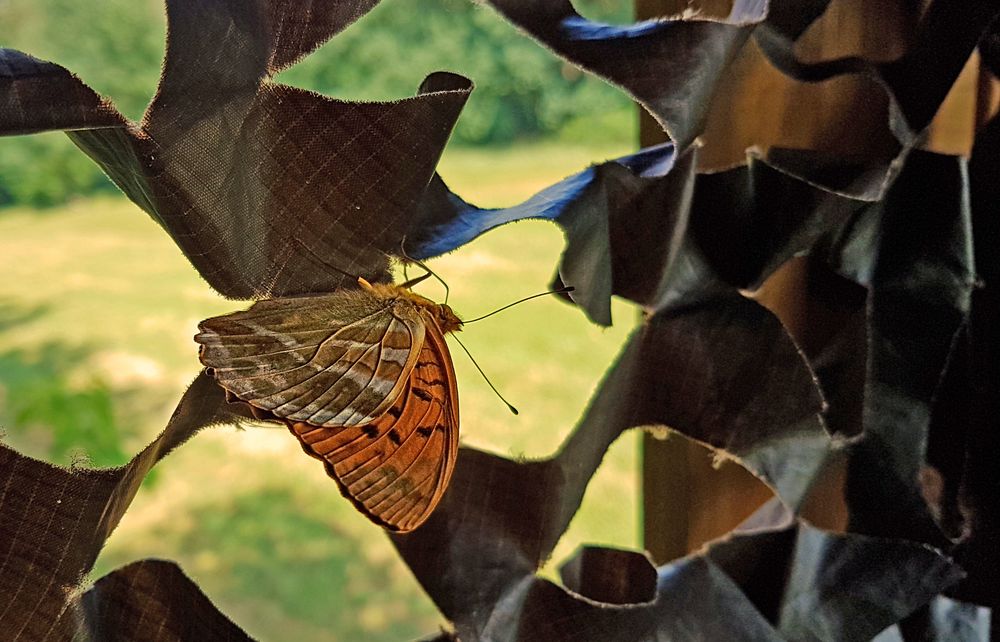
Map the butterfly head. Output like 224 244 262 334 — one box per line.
405 288 462 333
361 278 464 335
432 302 463 334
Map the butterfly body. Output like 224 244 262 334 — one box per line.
195 280 461 532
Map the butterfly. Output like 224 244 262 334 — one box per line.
194 277 462 532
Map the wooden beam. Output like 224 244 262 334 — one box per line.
639 0 981 563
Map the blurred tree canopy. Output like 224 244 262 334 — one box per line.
0 0 634 207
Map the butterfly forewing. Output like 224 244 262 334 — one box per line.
289 316 459 532
196 292 424 427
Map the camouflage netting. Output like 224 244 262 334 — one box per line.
1 0 998 639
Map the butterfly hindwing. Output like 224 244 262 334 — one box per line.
196 291 425 427
289 315 459 532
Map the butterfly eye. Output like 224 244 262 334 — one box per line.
441 305 460 325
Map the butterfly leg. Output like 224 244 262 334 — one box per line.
399 271 433 289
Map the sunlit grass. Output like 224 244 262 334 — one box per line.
0 142 640 641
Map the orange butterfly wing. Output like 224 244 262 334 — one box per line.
288 315 459 532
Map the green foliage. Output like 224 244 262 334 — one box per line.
0 337 128 469
0 0 164 119
0 134 116 208
282 0 632 145
0 0 634 207
0 0 164 207
159 488 441 640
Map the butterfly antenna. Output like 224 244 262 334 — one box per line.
463 286 575 324
452 335 519 415
399 238 450 304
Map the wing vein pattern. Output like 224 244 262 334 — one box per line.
196 293 425 427
289 316 459 532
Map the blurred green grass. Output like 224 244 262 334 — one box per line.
0 142 640 641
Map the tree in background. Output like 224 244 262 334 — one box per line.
0 0 632 207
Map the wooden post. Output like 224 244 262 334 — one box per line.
638 0 980 563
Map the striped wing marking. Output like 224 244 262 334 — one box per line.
289 316 459 532
196 295 424 427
